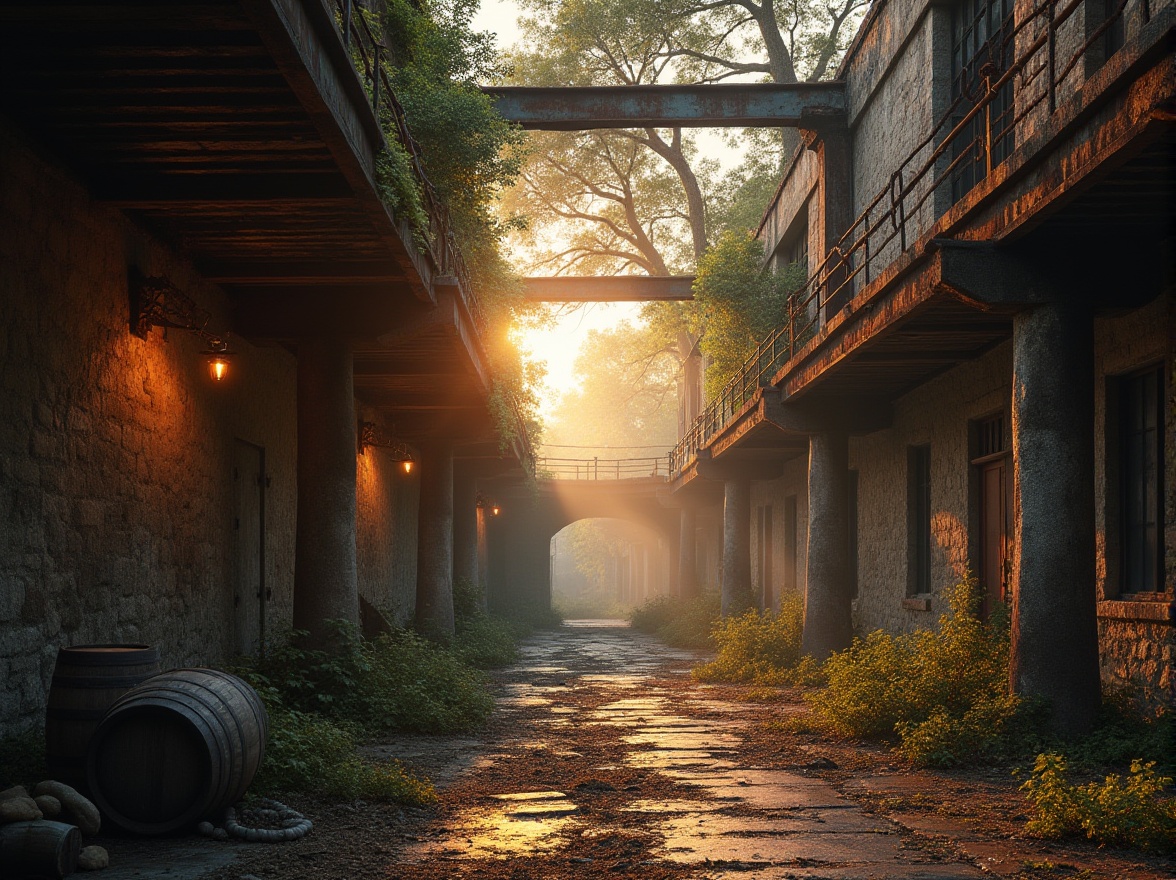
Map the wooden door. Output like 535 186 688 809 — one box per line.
978 457 1009 618
232 441 266 657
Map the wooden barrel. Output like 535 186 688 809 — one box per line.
45 644 161 789
0 820 81 879
86 668 267 835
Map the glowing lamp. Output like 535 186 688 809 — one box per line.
206 352 231 382
491 504 501 516
401 459 415 475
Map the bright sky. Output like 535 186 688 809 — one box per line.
471 0 735 429
472 0 649 423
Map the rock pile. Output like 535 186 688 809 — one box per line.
0 781 108 876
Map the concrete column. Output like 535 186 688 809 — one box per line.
678 507 699 599
802 431 853 660
1010 299 1100 737
415 439 455 642
721 478 754 616
292 338 360 646
452 466 481 610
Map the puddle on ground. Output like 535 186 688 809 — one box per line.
404 805 577 860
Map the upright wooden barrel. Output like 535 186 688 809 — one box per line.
0 820 81 880
45 644 160 789
86 668 267 835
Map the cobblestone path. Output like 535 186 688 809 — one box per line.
380 621 987 879
104 622 1172 879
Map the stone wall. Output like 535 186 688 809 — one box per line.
355 410 420 627
0 120 298 736
849 342 1013 636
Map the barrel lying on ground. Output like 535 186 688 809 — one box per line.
45 644 161 790
0 820 81 879
86 668 267 835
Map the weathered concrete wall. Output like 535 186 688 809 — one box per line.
355 409 419 627
849 342 1013 635
750 456 809 608
0 121 298 735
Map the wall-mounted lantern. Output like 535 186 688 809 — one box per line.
476 494 501 516
358 421 416 473
130 270 235 382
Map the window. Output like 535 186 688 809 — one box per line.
848 470 859 599
1120 365 1164 593
950 0 1015 202
909 445 932 595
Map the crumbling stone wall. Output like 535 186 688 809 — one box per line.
0 122 303 737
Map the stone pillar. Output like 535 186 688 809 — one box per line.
452 465 481 610
721 477 753 616
802 431 853 660
292 338 360 646
1010 299 1100 737
678 507 699 599
415 439 455 642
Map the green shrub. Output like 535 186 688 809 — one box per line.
253 693 433 805
451 577 524 669
630 593 720 649
629 595 682 634
454 613 523 669
1021 753 1176 851
359 630 494 733
807 577 1018 765
1066 693 1174 772
693 595 807 685
658 593 722 650
238 622 493 736
0 730 46 787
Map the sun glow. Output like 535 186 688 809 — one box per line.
512 302 646 419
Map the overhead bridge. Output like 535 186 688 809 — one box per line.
523 275 694 302
487 83 846 130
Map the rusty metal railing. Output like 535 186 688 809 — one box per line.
330 0 542 467
537 457 673 480
330 0 484 333
670 0 1148 477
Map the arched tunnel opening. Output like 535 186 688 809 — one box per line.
549 518 673 620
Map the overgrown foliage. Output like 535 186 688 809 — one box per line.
806 578 1019 766
236 622 493 736
693 595 818 686
691 231 806 396
453 578 525 669
1021 753 1176 851
629 593 720 649
359 0 542 453
229 620 495 802
254 698 434 804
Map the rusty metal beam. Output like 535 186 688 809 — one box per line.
486 83 845 130
523 275 695 302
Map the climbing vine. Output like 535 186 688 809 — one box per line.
353 0 541 452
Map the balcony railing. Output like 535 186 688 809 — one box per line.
330 0 484 333
670 0 1149 477
537 457 673 480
